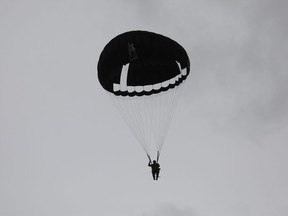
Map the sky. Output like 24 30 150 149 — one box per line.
1 0 288 215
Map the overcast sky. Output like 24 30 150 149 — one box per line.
1 0 288 216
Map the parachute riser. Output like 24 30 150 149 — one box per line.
157 151 160 163
146 151 160 163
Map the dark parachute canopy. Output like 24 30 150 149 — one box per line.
98 30 190 96
97 31 190 161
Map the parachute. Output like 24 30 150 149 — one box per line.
97 30 190 161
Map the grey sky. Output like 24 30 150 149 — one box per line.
1 0 288 216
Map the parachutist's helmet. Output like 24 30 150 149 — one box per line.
153 160 157 164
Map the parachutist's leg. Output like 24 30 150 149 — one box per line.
152 172 156 180
156 172 159 180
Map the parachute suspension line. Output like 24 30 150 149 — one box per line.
148 92 164 159
129 99 144 144
111 95 158 156
153 83 185 155
159 88 171 151
144 97 153 155
135 98 150 153
156 90 165 155
127 98 146 149
129 97 150 154
109 80 186 161
145 96 153 156
111 96 148 154
154 91 161 152
142 98 152 154
159 84 185 151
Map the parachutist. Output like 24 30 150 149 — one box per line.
148 160 160 180
98 31 190 177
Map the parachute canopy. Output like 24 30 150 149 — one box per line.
97 31 190 161
98 30 190 96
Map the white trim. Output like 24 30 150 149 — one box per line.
127 86 135 93
181 68 187 76
162 80 170 88
120 64 129 92
135 86 144 92
113 83 120 91
144 85 153 92
153 83 162 90
113 61 188 94
176 61 182 71
170 77 176 85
